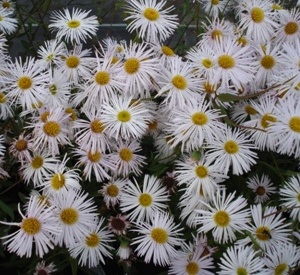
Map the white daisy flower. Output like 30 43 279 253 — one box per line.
100 178 127 208
0 195 61 258
0 7 17 34
195 189 251 244
101 94 153 140
34 261 56 275
109 139 146 177
3 57 48 110
124 0 179 43
237 203 292 251
205 126 257 176
51 189 98 248
120 174 169 223
9 132 33 163
68 217 114 268
246 174 276 204
131 211 183 266
0 134 5 157
280 174 300 222
0 90 13 120
200 0 231 17
49 8 99 44
218 244 267 275
229 99 259 124
0 0 15 11
108 214 131 236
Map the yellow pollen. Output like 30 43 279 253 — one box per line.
218 54 235 69
111 56 119 64
204 82 215 94
43 121 61 136
195 165 208 178
274 263 287 275
49 84 57 95
2 2 11 8
186 262 200 275
261 113 277 128
31 156 44 169
237 36 248 46
213 210 230 227
40 111 50 122
60 207 79 225
88 151 101 162
211 0 219 4
211 29 222 40
85 233 100 247
65 107 77 121
51 173 66 190
67 19 80 28
106 184 119 197
284 21 298 35
139 193 152 207
124 57 140 74
95 71 110 85
46 53 54 62
224 140 239 154
119 148 133 162
143 7 159 21
191 112 208 125
161 46 174 56
90 119 105 133
289 116 300 132
66 55 80 68
297 193 300 202
237 267 248 275
202 58 213 69
148 120 158 131
117 110 131 122
21 217 41 235
151 227 168 244
251 7 265 23
0 92 7 103
17 76 32 90
15 139 27 151
245 105 258 115
256 226 271 241
261 55 275 69
256 186 266 196
172 74 187 90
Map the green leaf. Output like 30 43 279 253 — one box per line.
0 199 14 219
217 93 241 102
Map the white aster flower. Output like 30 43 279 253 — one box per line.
0 90 13 120
200 0 231 18
9 132 33 163
0 7 17 34
131 211 183 266
34 261 56 275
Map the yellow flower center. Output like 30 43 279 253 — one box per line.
237 267 248 275
117 110 131 122
106 184 119 197
111 56 119 64
161 46 174 56
67 19 81 28
95 71 110 85
195 165 208 178
139 193 152 207
297 193 300 202
90 119 105 133
46 53 54 62
256 186 266 196
148 120 158 131
21 217 41 235
88 151 101 162
224 140 239 154
151 227 168 244
43 121 61 136
256 226 271 241
17 76 32 90
251 7 265 23
244 105 258 115
40 111 50 122
0 92 7 103
211 29 222 40
2 2 11 8
51 173 66 190
85 233 100 247
261 113 277 129
143 7 159 21
124 57 140 74
119 148 133 162
204 82 215 94
186 262 200 275
15 139 27 151
211 0 219 4
237 36 248 46
49 84 57 95
191 112 208 125
274 263 288 275
202 58 213 69
31 156 44 169
289 116 300 132
284 21 298 35
214 210 230 227
218 54 235 69
261 55 275 69
65 107 77 121
60 207 79 225
172 74 187 90
66 55 80 68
